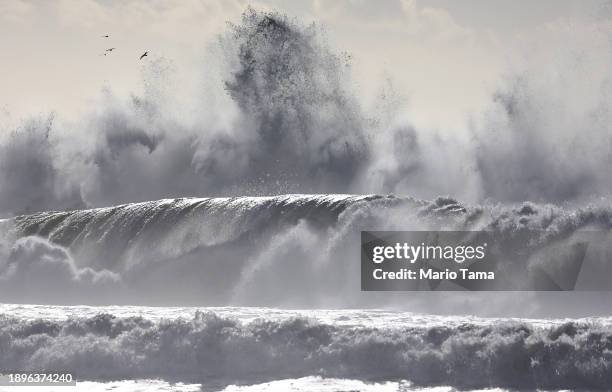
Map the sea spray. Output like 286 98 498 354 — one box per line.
2 194 612 315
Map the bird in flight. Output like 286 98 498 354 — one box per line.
102 34 110 38
105 48 116 52
139 51 148 60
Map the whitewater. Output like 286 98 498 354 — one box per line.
2 194 612 390
4 193 612 310
3 3 612 390
1 304 611 391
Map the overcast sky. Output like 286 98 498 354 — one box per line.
0 0 608 130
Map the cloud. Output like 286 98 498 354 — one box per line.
0 0 34 24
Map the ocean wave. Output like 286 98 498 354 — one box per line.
3 5 612 220
0 311 611 389
4 194 612 313
8 194 390 270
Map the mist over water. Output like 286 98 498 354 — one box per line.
0 194 611 318
1 8 612 316
2 8 612 217
4 7 612 390
0 9 371 215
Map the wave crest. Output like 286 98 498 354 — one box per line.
4 194 612 313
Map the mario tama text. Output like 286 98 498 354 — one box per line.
361 231 497 291
360 231 599 291
372 241 492 281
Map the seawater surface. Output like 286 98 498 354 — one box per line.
0 304 607 391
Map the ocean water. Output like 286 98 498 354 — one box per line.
3 6 612 391
0 304 609 391
0 376 509 392
3 195 612 390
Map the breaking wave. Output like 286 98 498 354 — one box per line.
2 193 612 315
2 6 612 390
0 8 369 217
3 7 612 217
1 310 611 389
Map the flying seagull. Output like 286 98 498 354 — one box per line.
139 51 148 60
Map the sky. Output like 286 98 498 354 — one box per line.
3 1 612 314
0 0 607 130
2 0 612 211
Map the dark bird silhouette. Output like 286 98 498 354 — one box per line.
139 51 148 60
105 48 116 52
102 34 109 38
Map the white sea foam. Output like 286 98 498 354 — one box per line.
0 305 609 390
0 377 511 392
